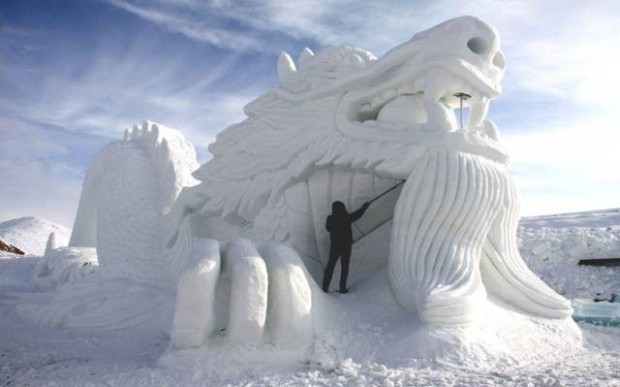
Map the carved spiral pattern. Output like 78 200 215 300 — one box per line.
389 150 571 325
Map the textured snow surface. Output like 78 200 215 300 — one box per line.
520 226 619 300
170 238 221 349
69 121 199 285
0 217 70 256
1 209 619 385
32 247 98 292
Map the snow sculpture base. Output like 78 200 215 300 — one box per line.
159 269 581 374
318 272 581 371
372 299 582 370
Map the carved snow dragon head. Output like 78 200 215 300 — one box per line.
275 15 505 138
192 16 507 223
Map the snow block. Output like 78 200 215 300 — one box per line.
171 238 221 349
225 239 268 345
572 299 620 327
260 244 313 349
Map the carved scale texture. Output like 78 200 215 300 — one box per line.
70 122 198 284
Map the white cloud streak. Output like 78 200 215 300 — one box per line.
105 0 620 110
1 22 256 154
105 0 264 51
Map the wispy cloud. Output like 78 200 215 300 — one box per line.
105 0 263 51
0 19 259 155
104 0 620 112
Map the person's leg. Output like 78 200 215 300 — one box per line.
322 245 340 292
339 245 352 292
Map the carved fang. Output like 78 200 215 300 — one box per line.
467 98 490 130
482 119 500 141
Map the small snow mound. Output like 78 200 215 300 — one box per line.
0 217 70 256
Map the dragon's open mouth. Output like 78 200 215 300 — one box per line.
337 60 500 140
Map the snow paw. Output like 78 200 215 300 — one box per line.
170 238 318 350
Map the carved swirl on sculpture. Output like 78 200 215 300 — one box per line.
389 150 571 325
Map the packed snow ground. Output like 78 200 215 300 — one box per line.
1 210 619 386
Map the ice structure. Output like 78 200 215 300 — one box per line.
21 16 578 363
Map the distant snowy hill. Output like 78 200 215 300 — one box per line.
0 217 70 256
520 208 620 229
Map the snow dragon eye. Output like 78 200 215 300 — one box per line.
467 37 488 55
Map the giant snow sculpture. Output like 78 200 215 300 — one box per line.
164 15 572 327
27 16 573 352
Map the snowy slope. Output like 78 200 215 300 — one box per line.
0 217 70 256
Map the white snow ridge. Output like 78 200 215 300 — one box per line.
0 217 70 256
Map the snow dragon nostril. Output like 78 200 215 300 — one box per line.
467 37 488 55
493 51 505 69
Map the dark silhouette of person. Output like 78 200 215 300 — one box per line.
322 200 370 293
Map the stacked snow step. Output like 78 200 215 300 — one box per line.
170 238 316 349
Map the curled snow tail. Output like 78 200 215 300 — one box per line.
389 150 571 326
68 121 198 283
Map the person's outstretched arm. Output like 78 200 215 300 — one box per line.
350 202 370 222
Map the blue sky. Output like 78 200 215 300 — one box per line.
1 0 619 227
